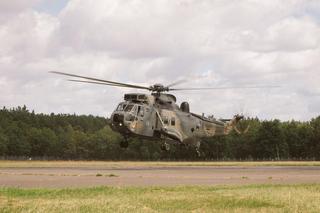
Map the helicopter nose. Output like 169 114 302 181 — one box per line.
113 113 124 124
111 113 131 135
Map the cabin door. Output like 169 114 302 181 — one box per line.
134 105 155 137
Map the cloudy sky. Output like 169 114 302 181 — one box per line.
1 0 319 121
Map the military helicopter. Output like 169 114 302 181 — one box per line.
51 71 272 154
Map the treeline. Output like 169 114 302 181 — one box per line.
0 106 319 160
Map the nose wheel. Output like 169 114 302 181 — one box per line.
195 141 201 157
161 142 170 151
195 148 201 157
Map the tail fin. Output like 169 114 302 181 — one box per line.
224 114 249 135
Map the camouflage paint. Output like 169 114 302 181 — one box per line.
110 93 242 147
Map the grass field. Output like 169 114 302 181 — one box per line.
0 184 319 212
1 160 320 168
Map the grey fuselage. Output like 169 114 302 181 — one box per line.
110 93 237 145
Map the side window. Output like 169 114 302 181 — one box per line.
196 121 201 129
171 117 175 126
163 116 168 125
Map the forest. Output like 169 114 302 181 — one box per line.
0 106 319 160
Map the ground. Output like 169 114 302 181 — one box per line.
0 161 320 212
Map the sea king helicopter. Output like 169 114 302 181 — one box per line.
51 71 271 154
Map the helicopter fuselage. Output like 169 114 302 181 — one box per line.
110 93 239 146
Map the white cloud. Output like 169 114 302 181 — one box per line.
0 0 39 14
1 0 320 120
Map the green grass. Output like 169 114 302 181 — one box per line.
0 184 320 212
1 160 320 168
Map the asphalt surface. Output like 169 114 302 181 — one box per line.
1 166 320 188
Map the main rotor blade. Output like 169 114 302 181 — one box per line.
166 79 188 88
170 85 280 91
50 71 151 90
67 79 147 90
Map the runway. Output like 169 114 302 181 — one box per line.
1 165 320 188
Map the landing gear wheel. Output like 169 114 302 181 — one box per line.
195 141 201 157
120 140 129 148
196 148 201 157
161 143 170 151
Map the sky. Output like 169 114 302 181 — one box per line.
0 0 319 121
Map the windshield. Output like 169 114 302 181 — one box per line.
116 103 127 111
124 104 134 112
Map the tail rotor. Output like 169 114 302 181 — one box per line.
233 103 251 134
234 115 250 134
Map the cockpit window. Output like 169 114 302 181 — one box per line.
116 103 127 111
124 104 134 112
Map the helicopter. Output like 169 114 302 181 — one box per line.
51 71 272 154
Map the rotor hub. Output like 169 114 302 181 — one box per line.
150 84 169 93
